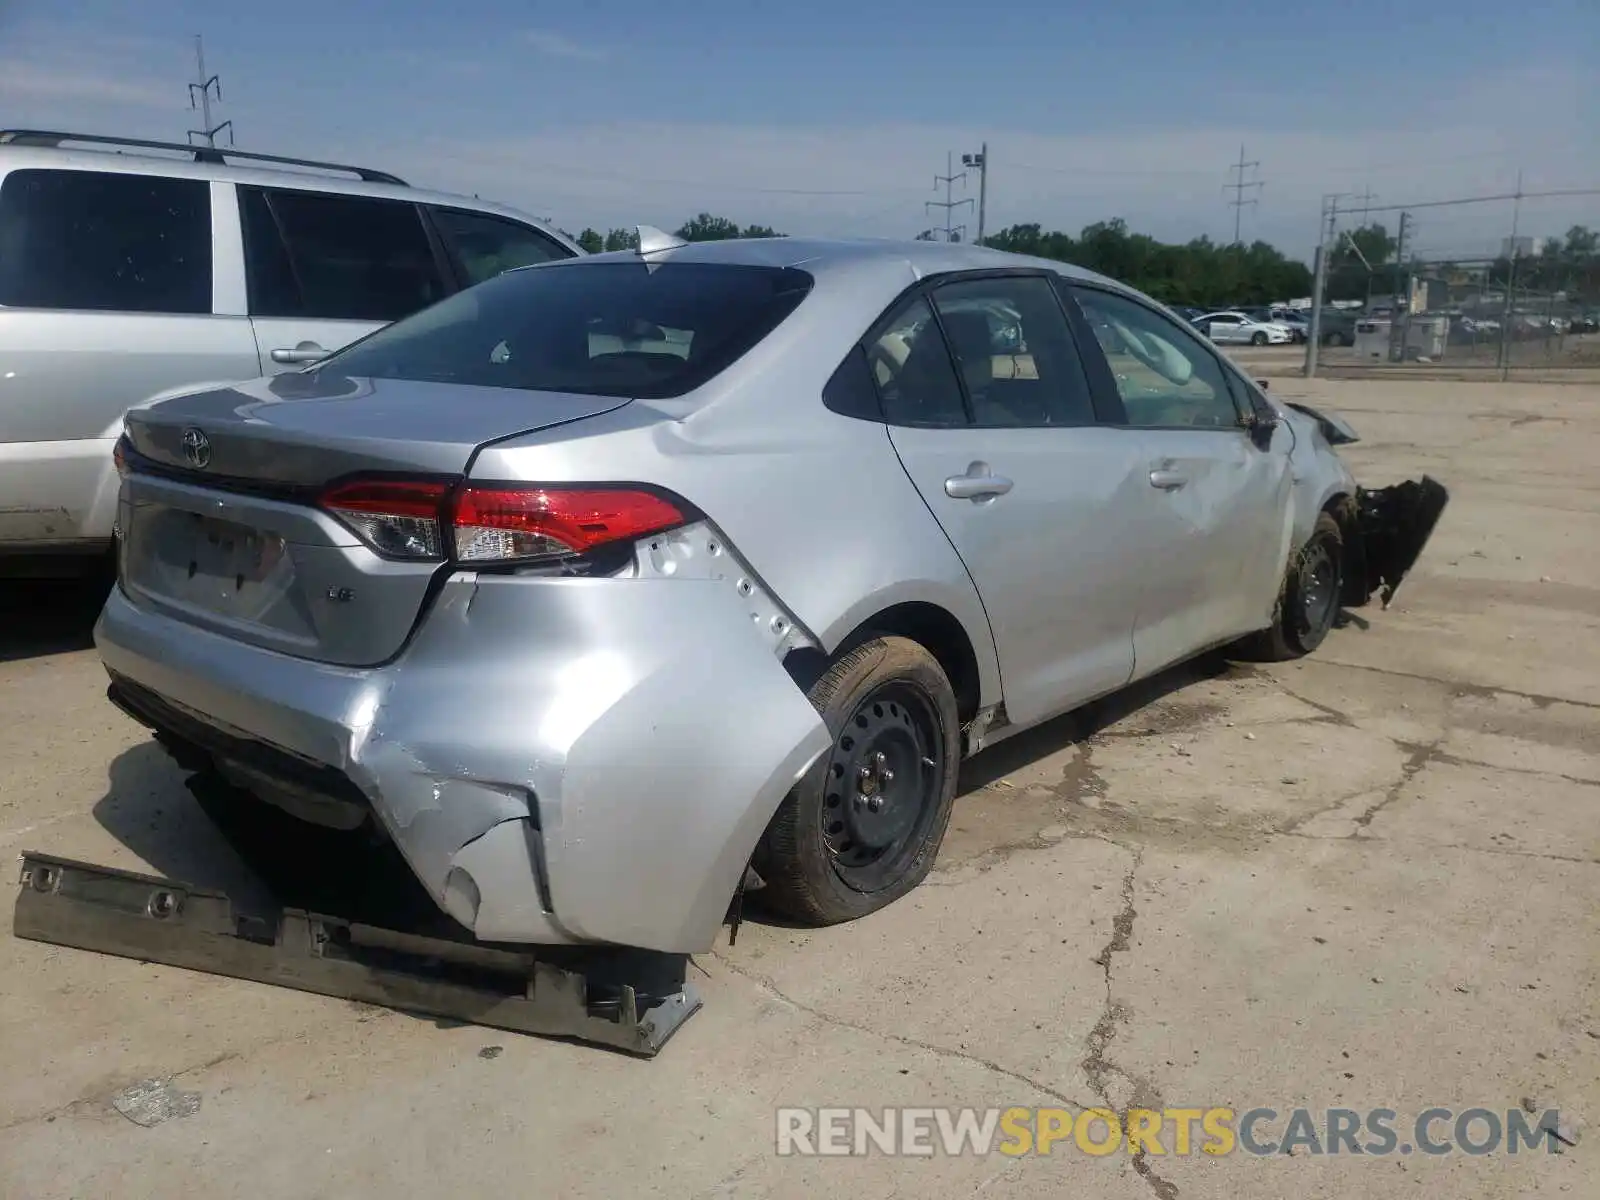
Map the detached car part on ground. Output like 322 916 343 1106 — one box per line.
21 232 1446 1051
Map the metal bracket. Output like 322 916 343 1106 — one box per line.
13 853 701 1057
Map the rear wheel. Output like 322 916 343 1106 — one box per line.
1236 513 1344 661
1251 331 1268 346
755 636 960 925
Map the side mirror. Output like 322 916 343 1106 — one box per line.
1241 406 1279 449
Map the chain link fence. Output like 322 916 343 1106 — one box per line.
1304 190 1600 378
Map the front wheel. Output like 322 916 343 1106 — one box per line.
754 636 960 925
1235 513 1345 661
1251 331 1268 346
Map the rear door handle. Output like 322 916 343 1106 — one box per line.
945 463 1014 500
1149 469 1189 490
271 343 328 365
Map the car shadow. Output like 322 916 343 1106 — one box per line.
92 741 445 931
0 575 112 663
743 649 1238 929
90 648 1256 945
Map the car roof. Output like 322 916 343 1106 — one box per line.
0 140 566 242
573 235 1130 292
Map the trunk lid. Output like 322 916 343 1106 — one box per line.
123 373 629 487
117 374 631 667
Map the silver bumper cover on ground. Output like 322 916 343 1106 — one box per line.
95 572 831 954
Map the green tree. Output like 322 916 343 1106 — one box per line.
602 228 639 252
984 219 1311 308
575 228 604 254
675 213 743 241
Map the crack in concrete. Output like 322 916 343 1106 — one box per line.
0 1048 244 1134
707 951 1093 1112
1352 739 1438 831
1315 659 1600 712
1078 848 1179 1200
1278 828 1599 866
1429 749 1600 789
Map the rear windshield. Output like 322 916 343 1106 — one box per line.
318 260 814 399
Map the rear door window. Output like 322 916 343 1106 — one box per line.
429 208 573 285
239 187 446 321
928 275 1097 427
319 260 813 398
0 168 211 313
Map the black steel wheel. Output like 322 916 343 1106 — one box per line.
1251 331 1269 346
755 636 960 925
1234 512 1345 661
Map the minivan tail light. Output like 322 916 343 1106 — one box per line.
321 479 450 560
451 486 686 564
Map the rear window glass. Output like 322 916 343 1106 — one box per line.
318 261 814 398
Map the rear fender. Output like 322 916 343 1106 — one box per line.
353 573 831 953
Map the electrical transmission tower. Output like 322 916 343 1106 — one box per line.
923 153 973 243
187 35 233 148
1224 144 1263 245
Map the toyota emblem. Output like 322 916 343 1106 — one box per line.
180 427 211 470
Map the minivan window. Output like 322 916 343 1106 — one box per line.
0 169 211 314
318 261 814 399
239 187 446 322
430 208 571 285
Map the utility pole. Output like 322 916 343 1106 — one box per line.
1305 193 1345 378
1224 144 1263 245
1498 169 1524 379
1353 188 1379 225
926 153 973 243
962 144 988 246
187 35 232 148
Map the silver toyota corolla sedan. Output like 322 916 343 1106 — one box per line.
94 233 1446 955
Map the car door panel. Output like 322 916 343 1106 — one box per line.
1070 285 1292 678
871 275 1144 728
889 425 1145 725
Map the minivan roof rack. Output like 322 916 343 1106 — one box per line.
0 130 409 186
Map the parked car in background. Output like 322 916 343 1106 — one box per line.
0 129 580 577
1192 310 1294 345
1245 307 1307 343
95 234 1446 953
1310 308 1358 347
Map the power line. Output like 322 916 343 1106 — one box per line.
186 34 232 148
924 152 973 243
1224 144 1263 245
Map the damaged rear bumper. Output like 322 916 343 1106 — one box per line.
1349 475 1450 609
95 573 831 954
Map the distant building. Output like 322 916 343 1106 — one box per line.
1500 235 1547 259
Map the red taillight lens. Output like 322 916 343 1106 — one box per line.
113 436 130 479
451 486 686 564
321 479 451 560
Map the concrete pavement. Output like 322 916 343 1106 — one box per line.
1 377 1595 1198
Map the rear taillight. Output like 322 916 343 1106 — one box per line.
319 478 689 566
113 434 131 479
321 479 451 560
452 486 686 564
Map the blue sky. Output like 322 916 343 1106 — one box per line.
2 0 1595 259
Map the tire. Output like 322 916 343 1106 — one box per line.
1235 513 1344 661
1251 331 1268 346
755 635 961 925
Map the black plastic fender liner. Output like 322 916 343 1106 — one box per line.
12 853 701 1057
1351 476 1451 609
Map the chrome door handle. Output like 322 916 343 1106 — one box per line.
944 471 1014 500
1149 469 1188 490
271 344 328 365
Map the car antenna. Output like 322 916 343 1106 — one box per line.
635 225 687 271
